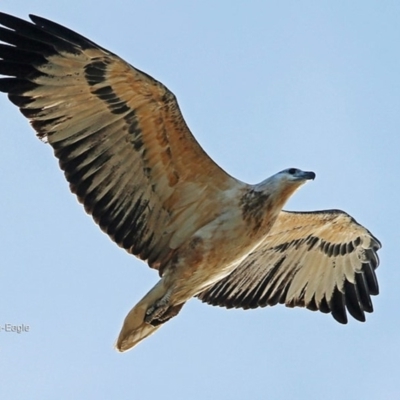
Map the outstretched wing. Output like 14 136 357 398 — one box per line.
0 13 239 271
197 210 381 324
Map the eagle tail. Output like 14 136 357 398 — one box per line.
115 280 184 352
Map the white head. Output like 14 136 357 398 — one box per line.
274 168 316 184
256 167 316 209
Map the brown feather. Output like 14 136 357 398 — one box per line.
198 210 381 323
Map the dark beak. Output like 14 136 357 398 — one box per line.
301 171 316 180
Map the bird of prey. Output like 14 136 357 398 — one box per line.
0 13 381 352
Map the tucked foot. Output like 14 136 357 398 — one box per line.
145 292 172 324
145 296 185 327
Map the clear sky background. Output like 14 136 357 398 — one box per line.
0 1 399 399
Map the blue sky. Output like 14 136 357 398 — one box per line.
0 1 399 399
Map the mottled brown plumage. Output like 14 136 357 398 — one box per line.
0 13 381 352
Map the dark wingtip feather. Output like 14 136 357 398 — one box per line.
344 280 366 322
0 78 38 94
0 12 79 55
355 273 374 313
329 288 348 324
0 12 30 29
0 60 42 79
364 262 379 296
29 14 103 51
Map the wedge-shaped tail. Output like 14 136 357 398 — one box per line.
116 280 185 352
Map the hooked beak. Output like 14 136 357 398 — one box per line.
300 171 316 181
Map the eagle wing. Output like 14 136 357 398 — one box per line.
0 13 239 271
197 210 381 323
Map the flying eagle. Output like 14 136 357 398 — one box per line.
0 13 381 352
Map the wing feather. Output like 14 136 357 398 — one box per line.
197 210 381 323
0 13 240 270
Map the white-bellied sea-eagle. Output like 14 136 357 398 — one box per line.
0 13 381 352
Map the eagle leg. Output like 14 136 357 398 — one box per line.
145 298 185 326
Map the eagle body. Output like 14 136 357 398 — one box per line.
161 175 309 297
118 171 315 349
0 13 381 352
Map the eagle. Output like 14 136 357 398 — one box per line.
0 13 381 352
